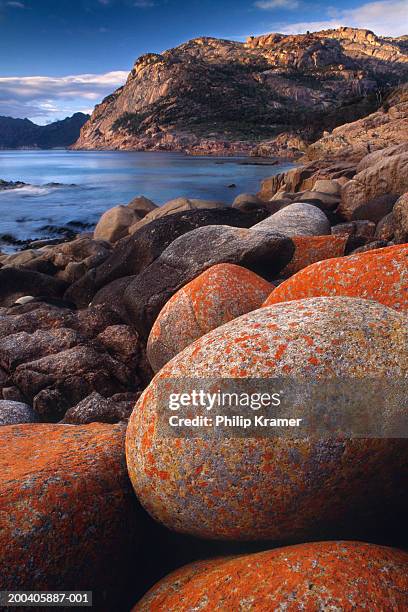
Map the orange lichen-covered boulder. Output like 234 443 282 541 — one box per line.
147 263 272 372
281 234 348 276
264 244 408 312
126 297 408 541
133 541 408 611
0 423 141 597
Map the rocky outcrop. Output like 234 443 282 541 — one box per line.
0 303 145 421
73 28 408 156
305 86 408 161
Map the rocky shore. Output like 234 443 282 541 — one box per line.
0 140 407 609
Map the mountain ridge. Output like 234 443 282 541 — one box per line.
0 113 90 149
73 27 408 156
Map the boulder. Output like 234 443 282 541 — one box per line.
252 203 330 237
312 179 341 196
298 190 340 210
0 400 39 425
94 205 141 243
128 198 225 233
61 391 137 424
281 234 348 276
123 226 293 338
375 212 396 241
0 268 68 308
133 541 408 611
331 220 376 252
0 423 144 606
66 208 266 308
393 192 408 243
232 193 262 210
147 264 272 372
263 244 408 312
127 195 157 216
92 276 133 319
351 240 391 254
339 153 408 220
351 193 398 223
126 297 408 541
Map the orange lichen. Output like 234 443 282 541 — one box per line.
264 244 408 311
281 234 348 276
133 541 408 611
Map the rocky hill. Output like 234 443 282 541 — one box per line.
0 112 89 149
303 84 408 161
73 27 408 156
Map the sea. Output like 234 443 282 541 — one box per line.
0 149 293 252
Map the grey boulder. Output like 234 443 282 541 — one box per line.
252 202 330 237
123 224 293 338
0 400 39 426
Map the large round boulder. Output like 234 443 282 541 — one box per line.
264 244 408 312
147 263 272 372
126 297 408 541
123 225 293 338
0 423 146 606
252 202 330 237
134 541 408 611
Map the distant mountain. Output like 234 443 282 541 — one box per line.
72 27 408 157
0 113 90 149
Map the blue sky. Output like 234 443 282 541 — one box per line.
0 0 407 123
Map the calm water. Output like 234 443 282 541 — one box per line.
0 150 292 251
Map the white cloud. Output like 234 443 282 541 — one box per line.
278 0 408 37
0 71 128 123
255 0 299 9
6 1 25 7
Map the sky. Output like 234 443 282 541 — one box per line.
0 0 407 124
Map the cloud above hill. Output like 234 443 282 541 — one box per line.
0 70 128 123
